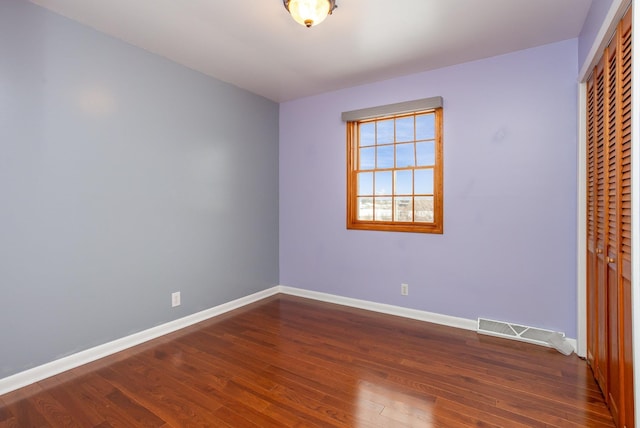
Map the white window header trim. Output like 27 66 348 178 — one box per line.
341 96 443 122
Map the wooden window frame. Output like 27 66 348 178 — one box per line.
346 108 443 234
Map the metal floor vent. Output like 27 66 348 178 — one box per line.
477 318 563 348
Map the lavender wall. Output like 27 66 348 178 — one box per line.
280 39 579 337
578 0 614 71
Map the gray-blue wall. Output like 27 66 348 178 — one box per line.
0 0 279 378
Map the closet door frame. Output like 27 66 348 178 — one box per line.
578 1 637 426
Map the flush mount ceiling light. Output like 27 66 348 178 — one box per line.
283 0 337 28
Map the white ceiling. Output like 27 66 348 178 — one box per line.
29 0 593 102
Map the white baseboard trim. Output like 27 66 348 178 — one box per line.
277 286 578 354
0 286 280 396
277 285 478 331
1 285 578 396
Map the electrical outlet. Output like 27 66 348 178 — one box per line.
401 283 409 296
171 291 181 307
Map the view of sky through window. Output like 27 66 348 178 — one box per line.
357 113 435 197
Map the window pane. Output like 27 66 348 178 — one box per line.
376 145 394 169
416 113 435 140
396 143 415 167
416 141 435 166
347 107 442 234
414 196 434 222
394 197 412 222
394 170 412 195
359 147 375 170
415 169 434 194
374 197 392 221
359 122 375 146
377 119 394 144
396 117 414 142
357 197 373 220
357 172 373 196
375 171 392 195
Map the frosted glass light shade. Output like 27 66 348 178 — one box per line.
284 0 335 28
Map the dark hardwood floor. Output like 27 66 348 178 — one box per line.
0 294 614 427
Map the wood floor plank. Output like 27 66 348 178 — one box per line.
0 294 616 427
0 384 53 428
34 377 106 427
